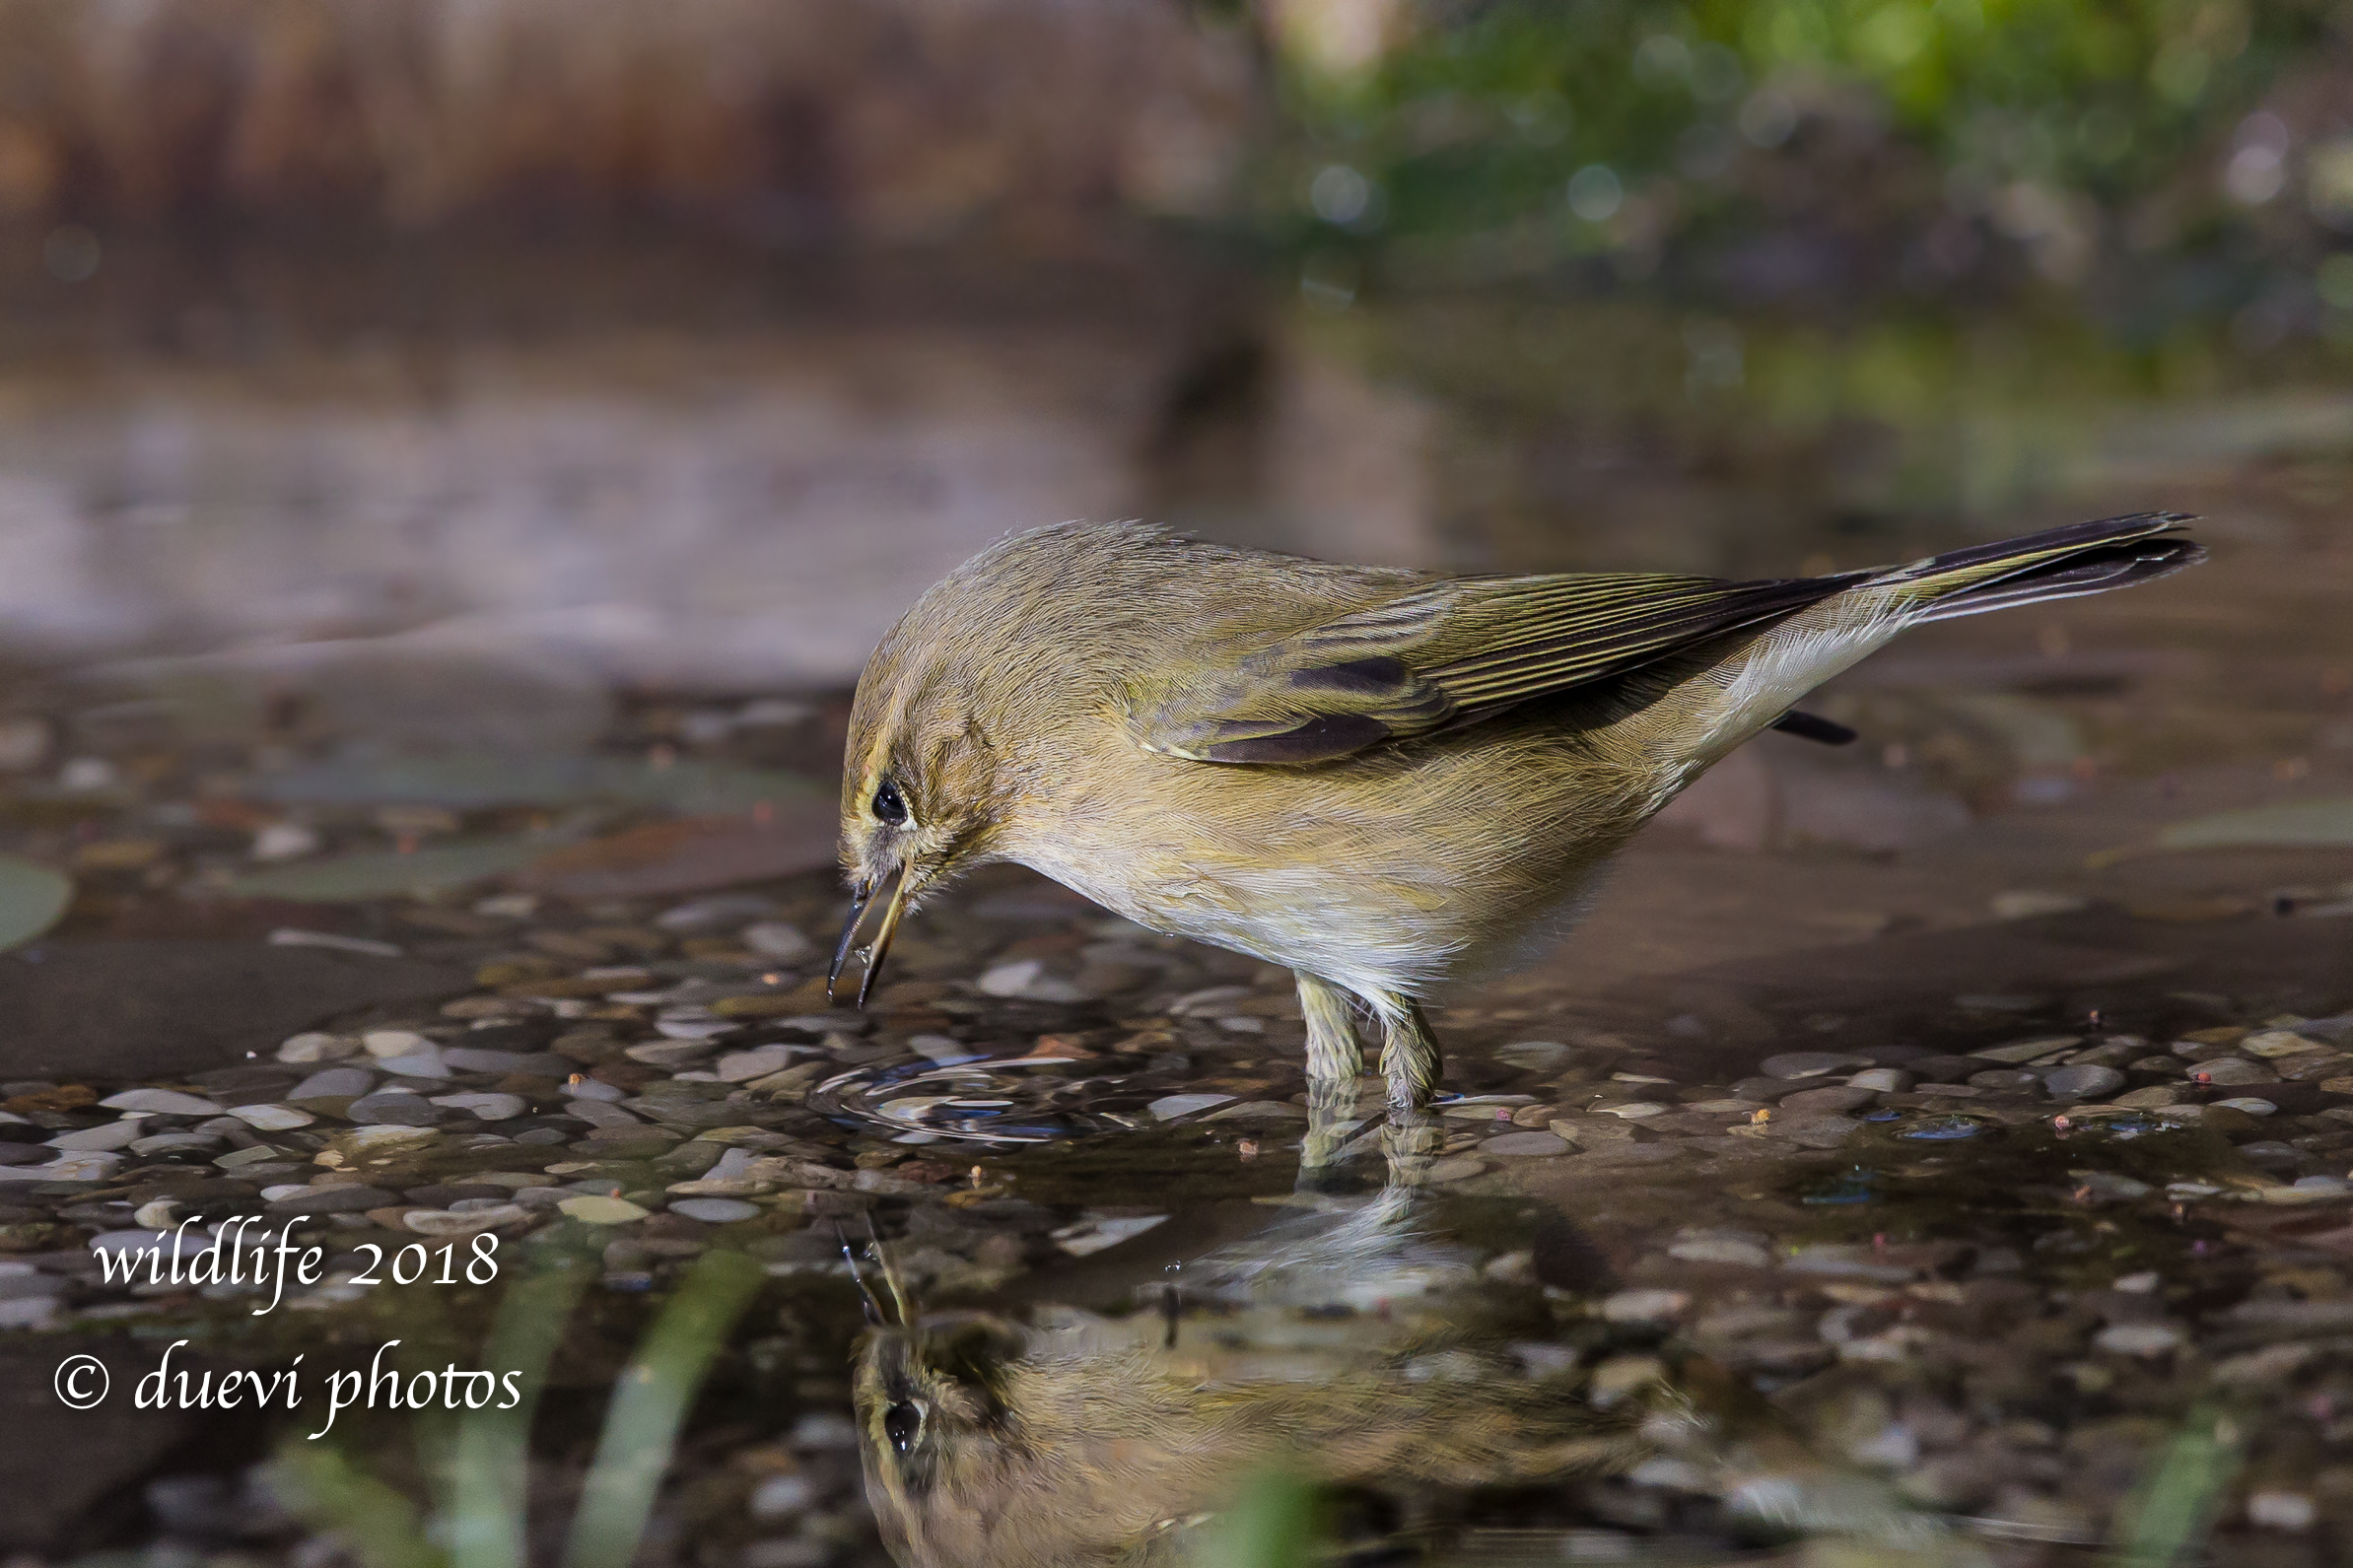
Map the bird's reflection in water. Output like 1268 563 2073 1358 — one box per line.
853 1114 1975 1568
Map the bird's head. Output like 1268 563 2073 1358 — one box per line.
831 594 1024 1004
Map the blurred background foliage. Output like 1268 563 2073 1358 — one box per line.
1253 0 2353 326
2 0 2348 337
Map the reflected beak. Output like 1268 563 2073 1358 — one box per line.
828 867 912 1008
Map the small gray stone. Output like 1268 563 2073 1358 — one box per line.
268 1185 395 1213
716 1044 796 1082
656 894 774 931
289 1067 377 1100
2191 1057 2276 1086
346 1092 440 1125
431 1092 527 1121
1760 1053 1870 1080
442 1048 571 1075
1765 1114 1858 1148
0 1149 122 1182
668 1197 761 1224
1482 1130 1570 1157
129 1132 225 1156
1778 1085 1876 1115
566 1098 646 1128
626 1040 721 1066
1846 1067 1912 1093
375 1052 450 1078
2043 1064 2126 1102
654 1016 741 1042
1970 1035 2080 1064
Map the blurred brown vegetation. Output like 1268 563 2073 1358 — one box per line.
0 0 1257 242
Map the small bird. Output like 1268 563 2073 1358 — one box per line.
832 512 2200 1110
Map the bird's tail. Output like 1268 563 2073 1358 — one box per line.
1646 511 2202 772
1867 511 2205 623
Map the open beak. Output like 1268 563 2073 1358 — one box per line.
827 866 911 1008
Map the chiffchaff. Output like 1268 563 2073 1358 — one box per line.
831 512 2199 1109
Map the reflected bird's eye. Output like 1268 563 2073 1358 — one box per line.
883 1399 922 1454
872 779 908 826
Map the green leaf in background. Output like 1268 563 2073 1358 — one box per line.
444 1237 597 1568
1208 1470 1322 1568
2154 797 2353 852
2104 1404 2246 1568
221 836 562 903
562 1249 766 1568
0 853 72 952
267 1445 448 1568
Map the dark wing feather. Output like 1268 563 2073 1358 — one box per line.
1126 570 1860 765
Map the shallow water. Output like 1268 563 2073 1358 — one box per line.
2 247 2352 1567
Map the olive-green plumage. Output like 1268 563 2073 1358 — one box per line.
835 512 2200 1108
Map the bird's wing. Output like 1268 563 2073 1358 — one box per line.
1123 570 1862 764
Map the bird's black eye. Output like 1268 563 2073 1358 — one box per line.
871 779 907 826
883 1399 923 1455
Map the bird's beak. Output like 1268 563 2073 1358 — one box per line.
828 866 912 1008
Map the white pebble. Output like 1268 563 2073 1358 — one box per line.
1601 1289 1692 1325
48 1120 149 1151
747 1474 816 1521
101 1089 219 1116
742 922 814 962
2249 1491 2317 1532
2093 1323 2182 1356
251 822 321 861
229 1104 315 1131
276 1032 356 1063
363 1030 433 1057
656 1015 741 1041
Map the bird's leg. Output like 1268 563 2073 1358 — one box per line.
1374 994 1442 1112
1296 970 1364 1170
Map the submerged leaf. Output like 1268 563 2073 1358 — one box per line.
244 752 820 813
519 805 838 899
2154 797 2353 852
221 837 558 902
0 854 73 952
